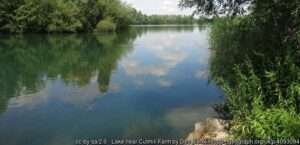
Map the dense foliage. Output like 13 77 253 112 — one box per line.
182 0 300 140
0 0 200 33
0 0 134 33
179 0 252 16
95 17 117 32
129 10 195 25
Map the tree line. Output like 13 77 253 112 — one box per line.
0 0 202 33
0 0 135 33
129 9 196 25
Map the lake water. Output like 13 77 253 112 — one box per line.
0 26 223 145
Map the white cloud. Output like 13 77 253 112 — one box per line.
121 0 193 15
162 0 172 6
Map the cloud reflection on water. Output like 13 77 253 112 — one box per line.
121 31 190 90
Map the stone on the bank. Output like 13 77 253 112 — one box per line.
186 118 229 145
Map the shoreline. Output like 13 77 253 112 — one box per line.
185 118 229 145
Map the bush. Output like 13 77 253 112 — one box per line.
220 65 300 139
234 107 300 139
210 18 300 137
94 17 117 32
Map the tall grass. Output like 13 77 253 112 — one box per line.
209 17 300 139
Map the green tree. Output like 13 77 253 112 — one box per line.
78 0 101 31
47 0 82 32
181 0 300 139
209 17 300 139
95 17 117 32
14 0 52 32
179 0 252 16
0 0 24 32
0 0 136 33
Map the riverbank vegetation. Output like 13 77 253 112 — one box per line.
0 0 134 33
0 0 210 33
129 9 212 25
129 10 195 25
0 0 200 33
181 0 300 139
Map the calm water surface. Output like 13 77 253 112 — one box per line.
0 26 223 145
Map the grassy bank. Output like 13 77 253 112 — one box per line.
178 0 300 139
209 16 300 139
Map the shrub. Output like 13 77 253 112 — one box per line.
94 17 117 32
234 107 300 139
218 65 300 139
207 0 300 141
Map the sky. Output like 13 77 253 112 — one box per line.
121 0 193 15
